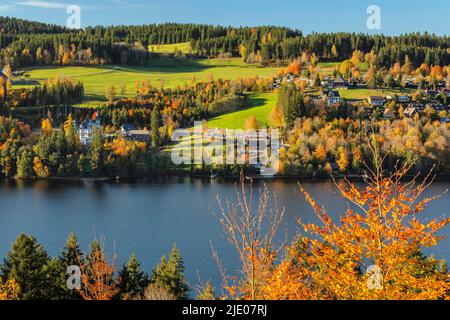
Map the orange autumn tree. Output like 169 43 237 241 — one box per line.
264 147 450 300
285 59 302 76
78 240 119 300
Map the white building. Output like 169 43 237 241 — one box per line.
326 91 341 106
78 119 101 145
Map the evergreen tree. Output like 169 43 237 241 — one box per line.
60 232 83 268
150 107 161 149
16 147 34 178
1 234 59 299
277 84 305 128
88 127 104 176
118 254 148 299
151 244 188 300
57 232 83 299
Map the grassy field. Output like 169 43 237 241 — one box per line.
149 42 191 54
208 92 276 129
17 57 279 104
339 87 413 101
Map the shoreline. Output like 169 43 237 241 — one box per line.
7 172 450 184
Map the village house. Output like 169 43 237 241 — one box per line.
121 124 136 134
368 96 385 107
121 124 150 143
408 103 424 112
325 90 341 106
321 76 349 90
397 95 410 103
404 107 418 118
78 119 101 145
272 78 281 89
333 76 349 89
126 129 150 143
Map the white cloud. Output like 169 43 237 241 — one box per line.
17 1 68 9
0 4 13 11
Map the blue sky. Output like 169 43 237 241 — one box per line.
0 0 449 35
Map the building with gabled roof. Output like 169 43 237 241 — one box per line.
368 96 385 107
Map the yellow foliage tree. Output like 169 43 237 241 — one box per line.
263 151 450 300
62 52 70 65
0 278 20 300
336 148 349 172
41 118 53 136
33 157 49 178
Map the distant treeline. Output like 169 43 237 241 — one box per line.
1 17 450 68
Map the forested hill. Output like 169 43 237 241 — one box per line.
0 16 69 35
1 16 450 69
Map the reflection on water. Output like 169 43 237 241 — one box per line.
0 177 448 289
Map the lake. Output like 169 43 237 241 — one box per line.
0 177 448 292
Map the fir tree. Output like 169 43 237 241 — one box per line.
1 234 59 299
150 107 161 149
88 127 104 176
151 244 188 300
118 254 148 299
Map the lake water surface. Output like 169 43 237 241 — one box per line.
0 178 448 290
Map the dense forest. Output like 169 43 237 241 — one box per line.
1 17 450 68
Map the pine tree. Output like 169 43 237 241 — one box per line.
118 254 148 299
56 232 83 299
1 234 59 299
278 84 305 128
88 127 104 176
151 244 188 300
150 107 161 149
60 232 83 268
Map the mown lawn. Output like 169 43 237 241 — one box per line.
207 92 277 129
16 57 278 105
339 87 413 100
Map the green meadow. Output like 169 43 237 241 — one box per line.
338 87 413 101
207 92 276 129
17 57 278 104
